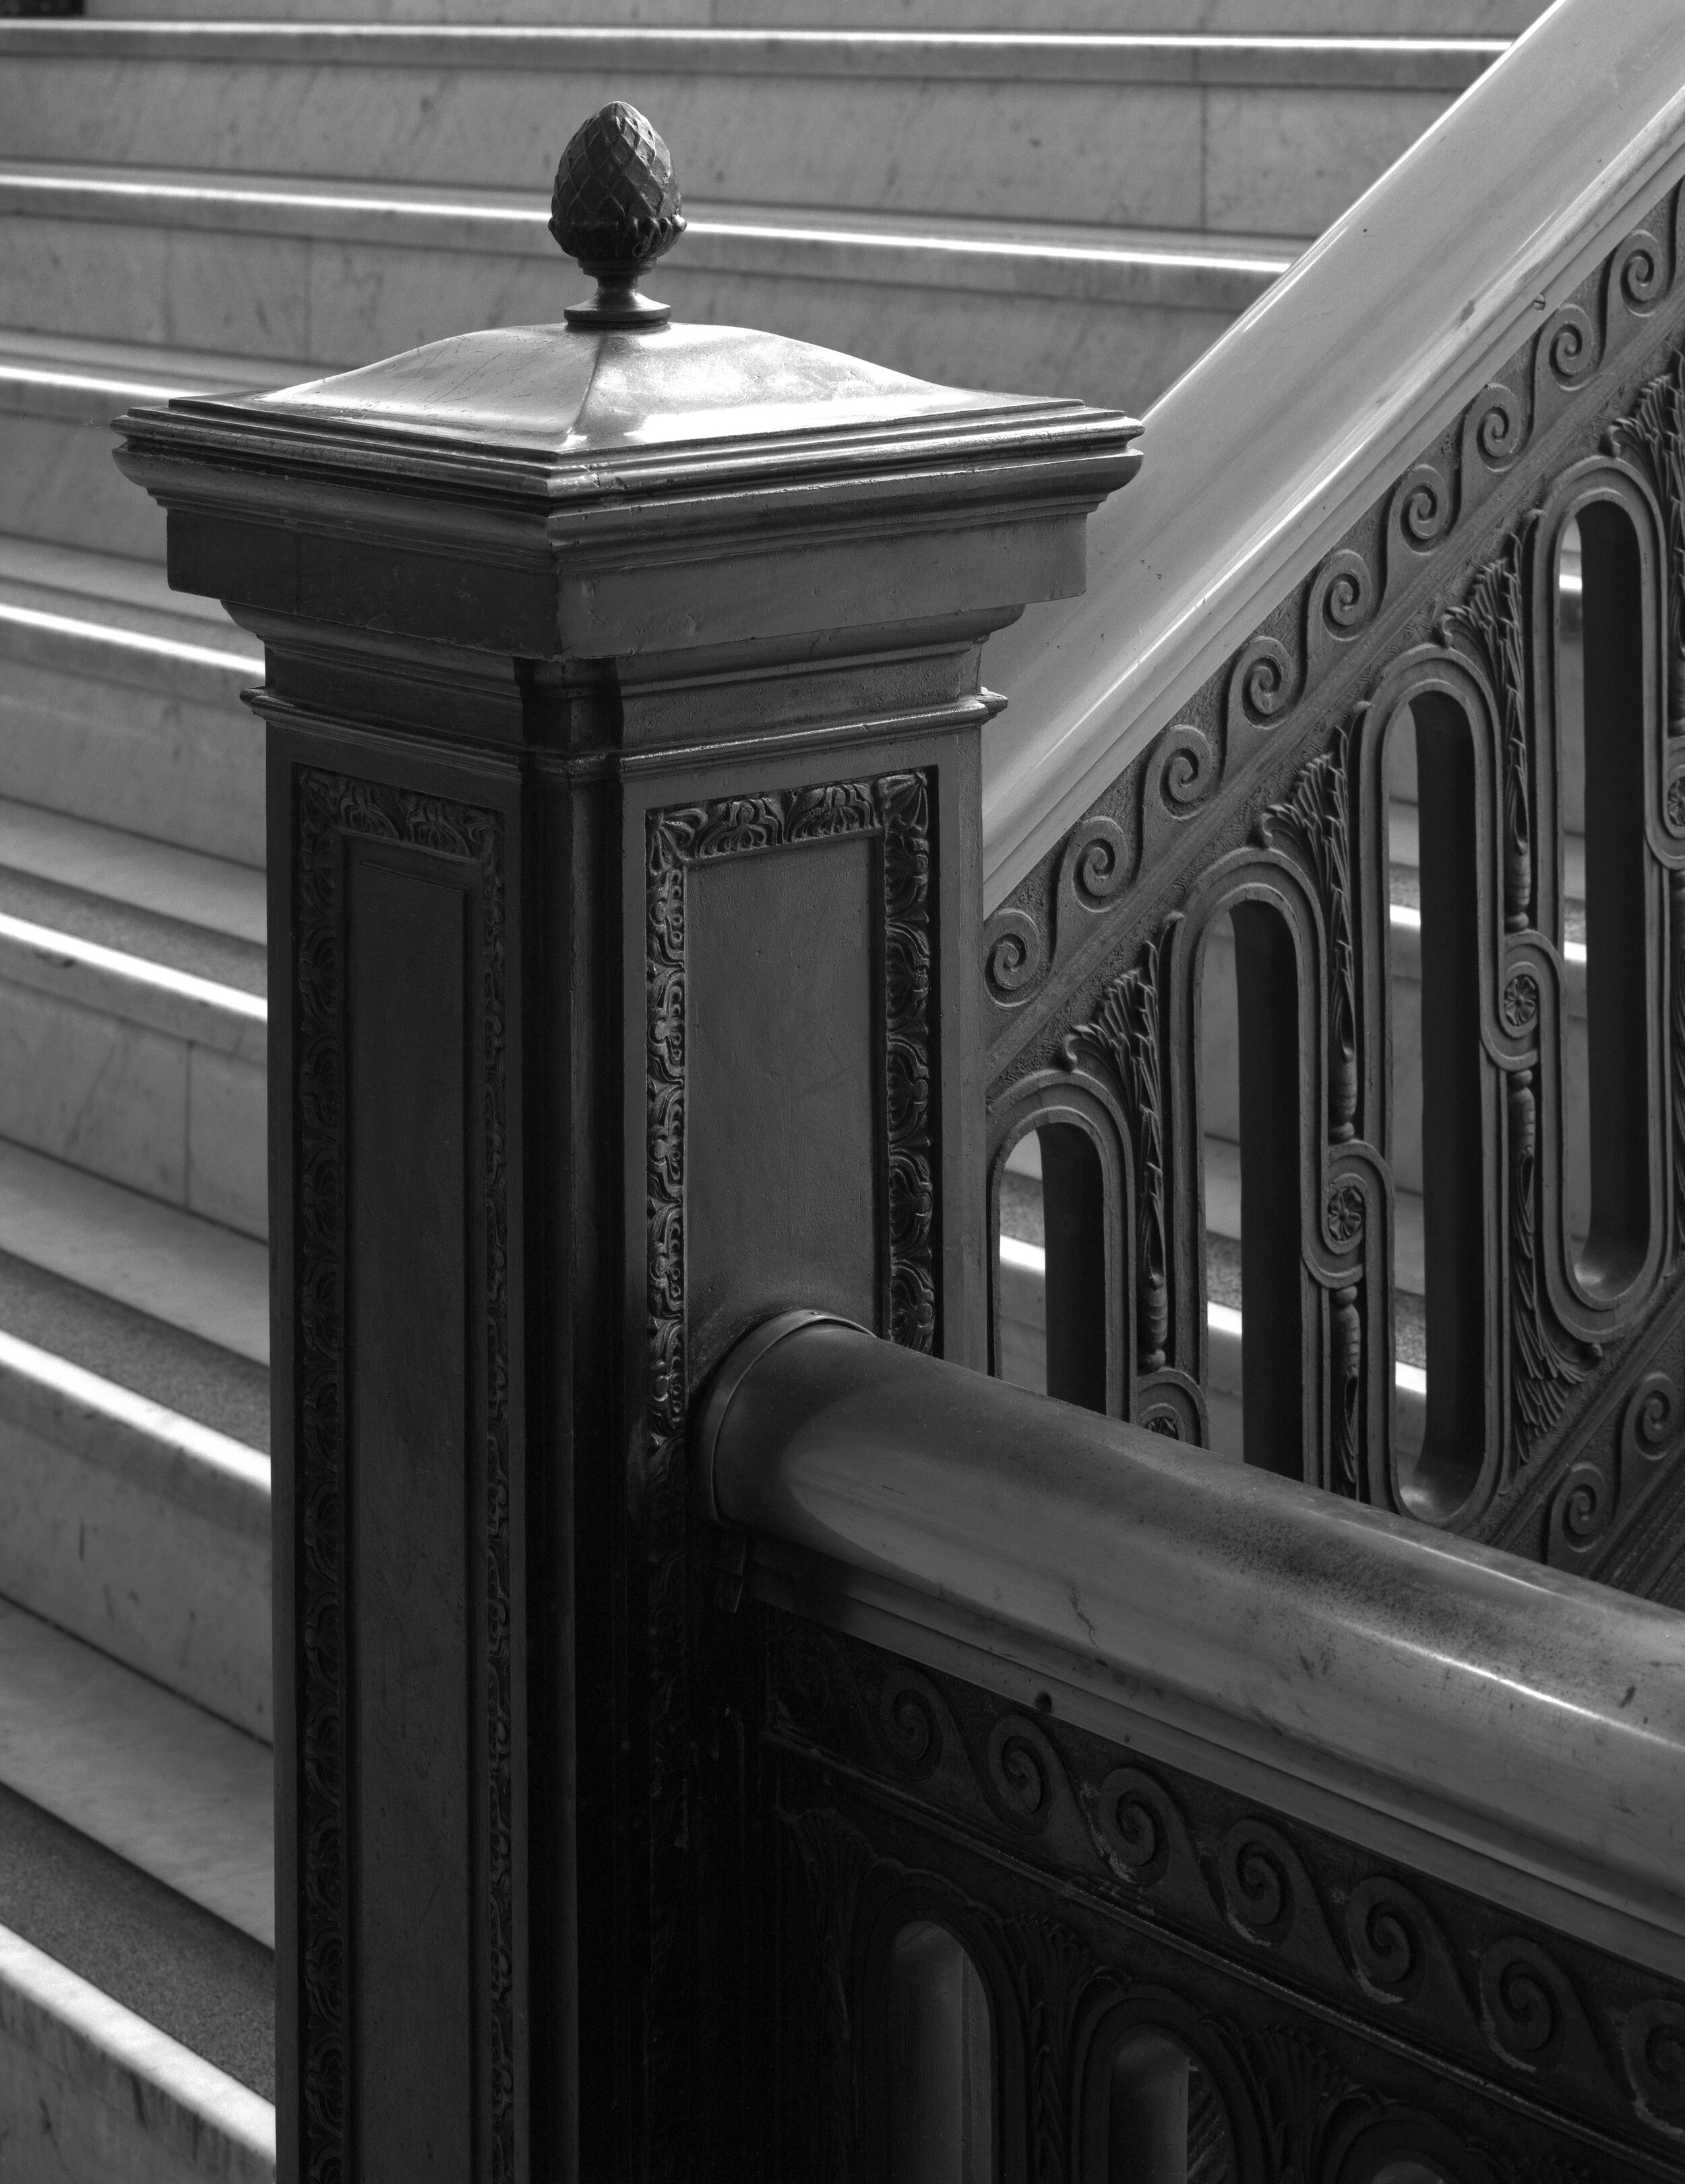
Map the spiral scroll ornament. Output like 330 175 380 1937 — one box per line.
1229 640 1299 734
1092 1767 1172 1887
877 1672 942 1778
1146 720 1219 822
1063 813 1133 911
1467 381 1528 473
1393 460 1457 553
1613 226 1668 315
1220 1822 1295 1946
1345 1877 1422 2002
983 907 1045 1005
1548 1460 1614 1563
1624 1998 1685 2123
986 1715 1054 1831
1479 1937 1585 2072
1543 303 1599 391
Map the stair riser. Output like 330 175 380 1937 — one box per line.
0 1416 268 1738
0 58 1457 237
0 651 262 867
0 210 1264 414
0 959 264 1242
1 412 163 562
0 1924 274 2184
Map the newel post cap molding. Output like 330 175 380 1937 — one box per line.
113 106 1142 672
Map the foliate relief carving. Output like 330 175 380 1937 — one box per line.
1062 936 1169 1369
1508 1070 1595 1456
293 772 514 2184
644 774 936 2101
1006 1913 1095 2184
1331 1286 1363 1498
1609 347 1685 735
1326 1180 1366 1244
1239 2027 1368 2182
1502 971 1541 1033
1444 532 1533 931
1258 725 1357 1140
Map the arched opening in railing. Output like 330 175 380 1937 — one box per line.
881 1919 995 2184
1383 694 1488 1514
991 1095 1124 1416
1198 899 1308 1476
1077 2014 1235 2183
1556 495 1654 1299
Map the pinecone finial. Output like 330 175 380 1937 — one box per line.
550 102 686 330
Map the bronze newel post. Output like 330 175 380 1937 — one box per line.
115 105 1139 2183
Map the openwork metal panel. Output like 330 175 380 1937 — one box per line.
766 1623 1685 2183
983 183 1685 1594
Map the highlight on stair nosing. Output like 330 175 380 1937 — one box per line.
0 597 253 677
0 907 266 1023
0 166 1297 305
0 1322 268 1529
0 22 1511 89
0 1918 276 2179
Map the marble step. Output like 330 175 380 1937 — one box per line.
81 0 1548 30
0 830 266 1238
0 540 262 866
0 1139 268 1368
0 164 1295 416
0 1155 268 1723
0 1914 272 2183
0 1777 271 2099
0 1598 272 1945
0 23 1500 238
0 328 282 563
0 1318 269 1736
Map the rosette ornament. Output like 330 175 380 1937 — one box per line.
550 101 687 329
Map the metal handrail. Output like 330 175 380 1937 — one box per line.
701 1310 1685 1980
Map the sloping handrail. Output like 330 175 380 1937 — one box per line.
701 1311 1685 1983
981 0 1685 907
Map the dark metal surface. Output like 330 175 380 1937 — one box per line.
981 176 1685 1596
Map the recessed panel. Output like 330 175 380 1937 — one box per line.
347 851 474 2183
687 834 880 1366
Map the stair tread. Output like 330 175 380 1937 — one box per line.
0 1141 268 1366
0 798 265 967
0 1244 267 1447
0 1785 272 2099
0 1596 272 1945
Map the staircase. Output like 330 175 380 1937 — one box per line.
0 1 1543 2173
